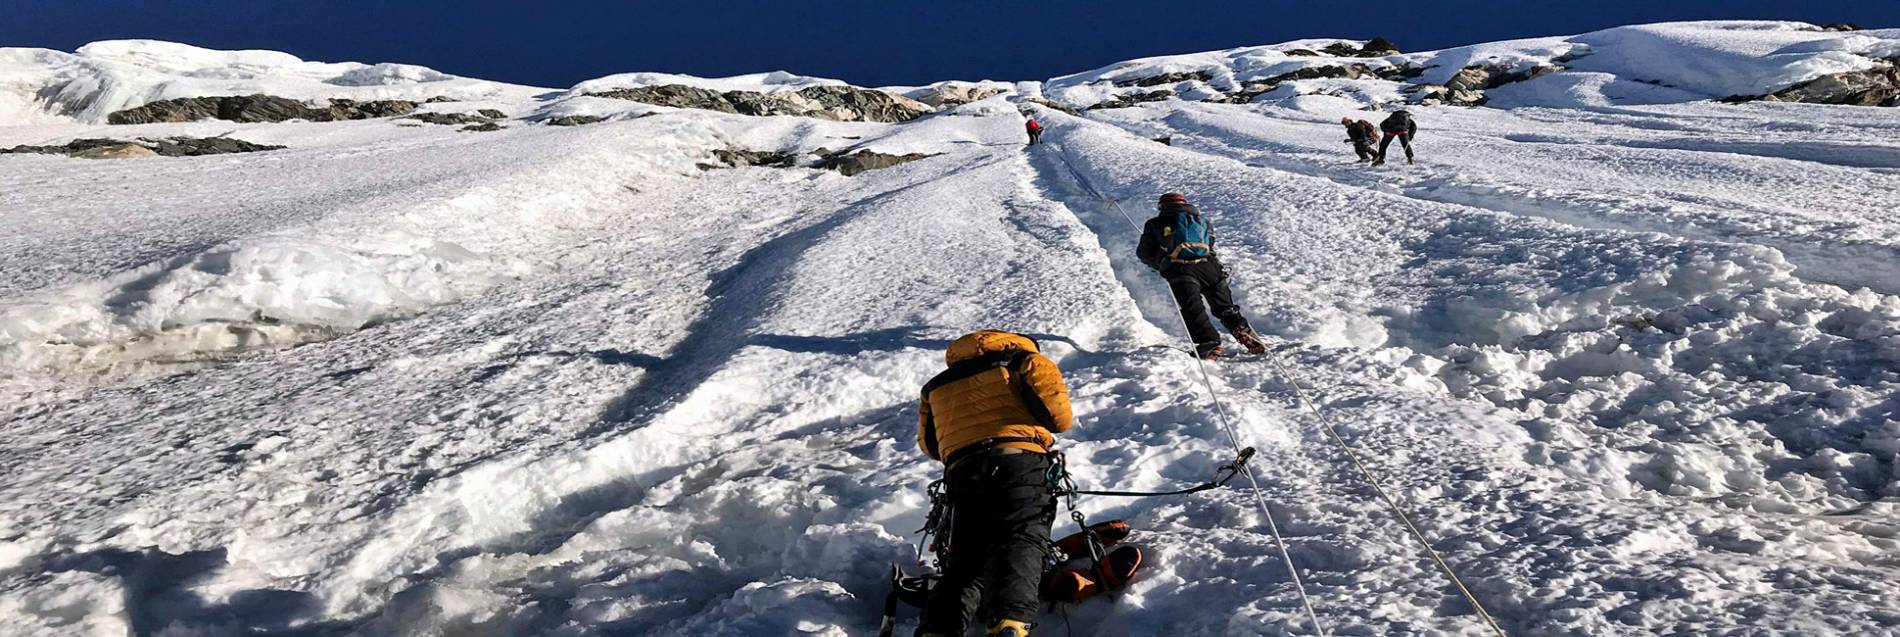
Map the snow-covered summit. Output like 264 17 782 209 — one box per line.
0 39 544 124
568 69 846 95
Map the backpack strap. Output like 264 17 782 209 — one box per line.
921 351 1017 395
1004 349 1057 431
1166 242 1213 260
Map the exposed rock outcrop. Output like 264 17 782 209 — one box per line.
546 115 608 127
1088 90 1174 110
913 85 1004 108
1406 83 1489 107
817 150 936 176
1446 64 1562 92
1393 63 1562 107
107 95 420 125
1116 70 1214 88
1361 37 1402 56
407 109 508 126
790 85 936 122
1736 65 1900 107
146 137 289 156
3 136 286 158
1203 63 1418 104
590 84 933 123
1271 64 1374 83
73 143 158 160
1320 38 1400 58
460 122 504 133
1021 99 1079 116
1208 84 1277 104
701 149 798 170
1378 65 1427 81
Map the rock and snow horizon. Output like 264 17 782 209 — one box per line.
4 19 1897 126
2 19 1898 637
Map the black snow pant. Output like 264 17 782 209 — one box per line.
1163 259 1254 351
1377 132 1413 163
1351 139 1376 161
916 451 1056 636
1028 129 1043 145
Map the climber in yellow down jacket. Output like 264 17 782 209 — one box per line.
915 330 1073 637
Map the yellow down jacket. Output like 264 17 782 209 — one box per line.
917 331 1075 464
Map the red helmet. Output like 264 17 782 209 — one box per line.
1157 192 1188 208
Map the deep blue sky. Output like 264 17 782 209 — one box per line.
8 1 1899 88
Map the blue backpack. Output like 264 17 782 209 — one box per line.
1160 210 1212 260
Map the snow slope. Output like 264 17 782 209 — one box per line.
3 24 1899 637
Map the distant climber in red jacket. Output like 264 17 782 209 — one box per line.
1025 118 1044 145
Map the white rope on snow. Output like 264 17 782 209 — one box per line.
1043 137 1511 637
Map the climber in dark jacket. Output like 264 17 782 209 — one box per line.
1374 110 1418 166
1135 193 1267 359
1342 116 1379 162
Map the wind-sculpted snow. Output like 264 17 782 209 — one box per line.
3 26 1900 637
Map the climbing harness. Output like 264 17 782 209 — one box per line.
883 445 1254 636
1043 127 1510 637
909 445 1252 565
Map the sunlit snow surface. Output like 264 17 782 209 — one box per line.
2 21 1898 637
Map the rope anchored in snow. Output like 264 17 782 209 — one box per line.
1044 134 1511 637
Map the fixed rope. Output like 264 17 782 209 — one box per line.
1044 135 1510 637
1047 141 1330 637
1260 355 1510 636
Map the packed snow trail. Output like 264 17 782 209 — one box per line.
1038 136 1331 636
1048 124 1515 637
1027 111 1531 634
